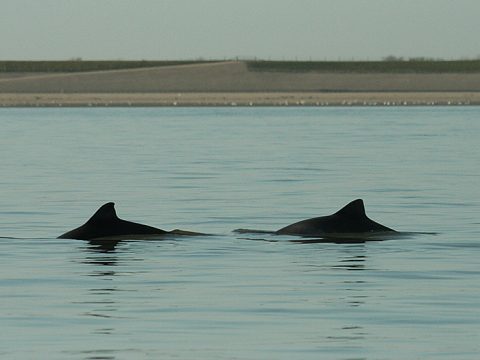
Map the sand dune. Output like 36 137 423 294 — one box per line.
2 61 480 93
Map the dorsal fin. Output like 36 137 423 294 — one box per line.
334 199 366 218
87 202 119 223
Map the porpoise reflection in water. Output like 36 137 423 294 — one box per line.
58 202 203 240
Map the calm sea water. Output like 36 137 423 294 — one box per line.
0 107 479 359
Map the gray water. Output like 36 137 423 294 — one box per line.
0 107 479 359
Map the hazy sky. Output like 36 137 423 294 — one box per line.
1 0 479 60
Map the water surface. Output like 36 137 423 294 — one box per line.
0 107 479 359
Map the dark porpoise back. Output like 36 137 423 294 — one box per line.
58 202 193 240
276 199 395 236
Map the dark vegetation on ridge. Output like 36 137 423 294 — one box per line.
246 60 480 73
1 59 480 74
0 60 214 73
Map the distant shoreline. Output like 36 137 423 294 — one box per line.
1 92 479 107
1 61 480 107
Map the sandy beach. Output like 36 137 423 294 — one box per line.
1 92 480 107
1 61 480 106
